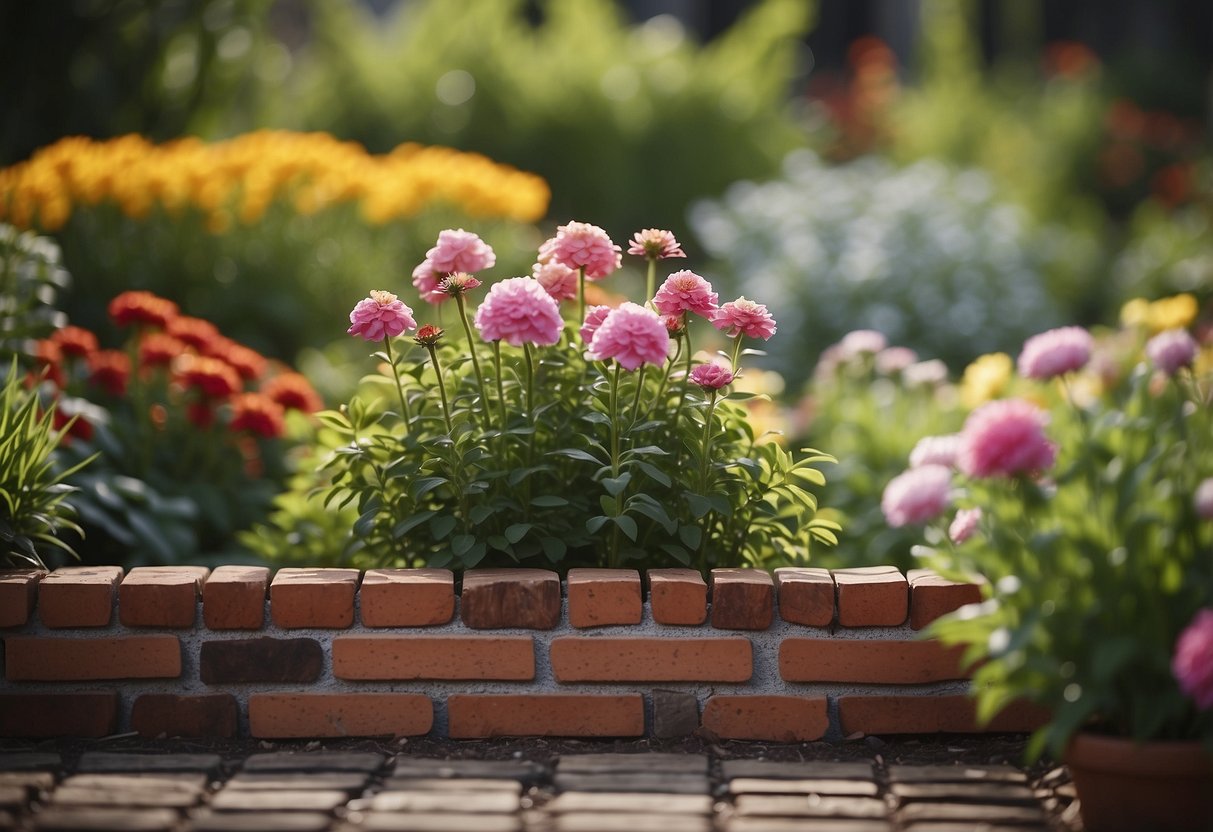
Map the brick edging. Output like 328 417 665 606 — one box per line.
0 565 1046 741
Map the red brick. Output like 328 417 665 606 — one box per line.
131 694 238 738
774 567 834 627
779 638 968 683
566 568 641 627
710 569 773 630
702 695 828 742
550 636 752 682
460 569 560 629
0 691 118 737
4 635 181 680
360 568 453 627
119 566 209 628
0 569 45 628
448 694 644 738
837 694 1050 735
203 566 269 630
832 566 908 627
248 693 433 738
908 568 984 630
199 637 322 683
648 569 706 626
38 566 122 628
332 635 534 680
270 568 360 629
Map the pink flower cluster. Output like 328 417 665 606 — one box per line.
473 277 563 347
1172 608 1213 711
587 303 670 371
347 290 417 341
689 363 734 390
549 221 622 280
1146 328 1198 376
881 464 952 527
652 271 718 319
1017 326 1092 379
712 297 777 341
413 229 496 305
958 398 1056 479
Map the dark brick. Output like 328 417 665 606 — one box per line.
130 694 238 738
75 752 222 775
30 807 180 831
199 637 322 684
709 569 773 630
651 691 700 739
460 569 560 629
241 752 386 773
0 692 117 738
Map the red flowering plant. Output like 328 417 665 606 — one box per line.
883 313 1213 758
313 223 838 570
31 290 323 564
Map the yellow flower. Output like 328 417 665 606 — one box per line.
960 352 1013 408
1119 298 1149 329
1147 294 1198 333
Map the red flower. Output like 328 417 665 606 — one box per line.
175 354 240 399
208 337 266 381
261 372 323 413
108 291 179 330
139 333 187 369
51 404 93 443
228 392 285 439
166 316 221 352
49 326 98 360
30 340 64 388
187 401 216 429
87 350 131 396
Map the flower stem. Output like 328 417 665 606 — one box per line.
492 340 508 431
630 365 647 426
729 334 744 372
645 336 682 421
696 389 720 571
455 293 491 429
671 323 694 444
577 266 587 327
382 335 411 426
645 258 657 307
425 345 453 434
609 361 623 568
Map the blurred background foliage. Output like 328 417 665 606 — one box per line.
1 0 1210 566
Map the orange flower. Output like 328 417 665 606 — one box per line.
166 316 220 352
139 332 187 369
108 290 179 329
175 354 240 399
261 372 323 413
88 350 131 396
49 326 98 360
228 392 285 439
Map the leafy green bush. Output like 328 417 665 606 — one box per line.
262 0 814 244
690 150 1084 385
0 360 91 568
0 224 69 361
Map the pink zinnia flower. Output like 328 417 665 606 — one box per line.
412 260 448 305
949 507 982 544
652 270 719 319
903 359 949 387
909 434 962 469
425 228 496 275
533 260 579 302
1017 326 1093 379
876 346 918 375
689 363 734 390
712 297 777 340
1173 608 1213 711
550 221 621 280
1146 328 1198 376
838 329 887 359
588 302 671 371
348 290 417 341
1195 478 1213 520
958 398 1056 479
473 277 563 347
881 464 952 527
440 272 482 298
536 235 559 265
628 228 686 260
581 305 612 346
663 315 686 336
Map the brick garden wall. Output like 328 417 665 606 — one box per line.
0 565 1047 741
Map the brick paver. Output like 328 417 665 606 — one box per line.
0 743 1080 831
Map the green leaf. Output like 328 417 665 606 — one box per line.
789 467 826 486
429 515 457 540
634 461 671 488
550 448 603 464
684 492 712 519
462 542 488 568
614 515 638 541
469 505 496 525
392 510 437 538
451 534 475 557
586 515 611 535
659 544 691 566
602 473 631 496
540 536 567 563
505 523 531 544
679 524 702 550
530 495 569 508
580 411 610 425
410 476 448 499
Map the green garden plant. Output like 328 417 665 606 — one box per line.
262 224 838 571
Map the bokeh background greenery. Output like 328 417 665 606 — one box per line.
2 0 1210 569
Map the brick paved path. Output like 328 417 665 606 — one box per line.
0 745 1080 831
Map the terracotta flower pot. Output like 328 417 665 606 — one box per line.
1065 732 1213 832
